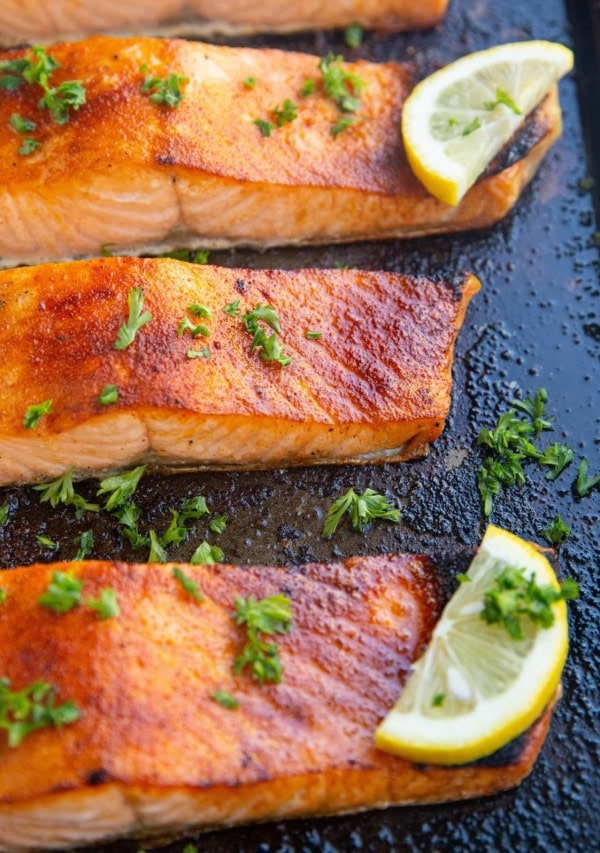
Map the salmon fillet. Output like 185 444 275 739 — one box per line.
0 1 449 45
0 37 562 267
0 258 479 486
0 556 555 851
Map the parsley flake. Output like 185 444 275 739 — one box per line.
211 690 239 709
323 487 400 537
178 316 210 338
187 347 210 359
98 384 118 405
34 468 99 514
36 534 57 550
0 503 10 527
74 529 94 560
18 138 40 156
23 399 53 429
318 52 366 114
140 68 187 108
191 541 224 565
223 300 241 317
9 113 36 134
39 571 83 613
254 118 273 137
114 286 152 350
160 249 210 265
243 76 257 89
87 587 119 620
432 693 446 707
0 678 79 748
483 88 521 115
97 466 146 511
331 115 356 137
173 567 205 602
272 99 298 127
344 23 364 49
462 116 481 136
0 589 7 604
232 594 293 684
301 79 316 97
576 458 600 497
541 515 571 546
189 303 212 319
305 330 323 340
539 443 574 481
242 303 292 367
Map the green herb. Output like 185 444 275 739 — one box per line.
97 466 146 511
462 116 481 136
9 113 36 134
510 389 553 435
0 589 7 604
211 690 239 709
0 678 79 748
87 587 119 620
180 495 210 520
592 231 600 247
190 541 224 565
36 534 57 550
305 330 322 340
456 573 471 584
159 509 188 548
331 115 356 137
344 23 364 49
483 87 521 115
576 458 600 497
39 79 86 124
182 845 199 853
34 467 99 514
0 57 30 92
447 117 458 127
243 76 257 89
432 693 446 707
114 502 148 549
39 571 83 613
272 99 298 127
98 384 118 405
579 176 595 191
232 594 293 684
0 503 10 527
100 242 115 257
173 567 205 602
541 515 571 546
223 299 241 317
187 347 211 359
74 529 94 560
301 79 315 97
208 514 228 535
19 137 40 155
242 303 292 367
318 52 366 114
254 118 273 137
140 67 187 108
23 399 53 429
114 286 152 350
148 529 168 563
178 316 210 338
481 567 579 640
539 443 574 480
188 303 212 319
323 487 400 537
160 248 210 265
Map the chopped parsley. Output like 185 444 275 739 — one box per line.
243 76 257 89
323 487 400 537
87 587 119 620
223 299 241 317
180 495 210 520
272 99 298 127
576 458 600 497
187 347 210 359
344 23 364 49
96 465 146 511
242 303 292 367
189 303 212 319
0 678 79 748
456 573 471 584
23 399 53 429
541 515 571 546
539 443 574 481
232 594 293 684
211 690 239 710
140 67 187 108
98 384 118 405
0 503 10 527
432 693 446 707
331 115 356 137
208 514 228 535
33 468 99 514
114 286 152 350
511 388 553 435
190 541 224 565
160 248 210 265
462 116 481 137
318 52 366 114
483 88 521 115
148 529 168 563
0 589 6 604
173 566 205 602
9 113 36 134
254 118 273 137
74 529 94 560
18 137 40 156
301 79 316 97
39 571 83 613
36 534 57 550
305 330 322 340
178 317 210 338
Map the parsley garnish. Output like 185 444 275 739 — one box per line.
9 113 36 134
18 138 40 156
331 115 356 137
114 286 152 350
541 515 571 546
178 317 210 338
187 348 210 359
344 23 364 48
74 529 94 560
87 587 119 620
140 67 187 107
33 467 99 514
180 495 210 520
189 303 212 319
191 541 224 565
254 118 273 137
173 567 205 602
223 300 241 317
301 79 316 97
576 458 600 497
36 534 57 550
39 79 86 124
483 88 521 115
0 589 7 604
0 503 10 527
539 443 574 480
272 99 298 127
148 529 168 563
0 679 79 747
456 573 471 584
39 571 83 613
97 465 146 511
242 303 292 367
160 249 210 265
98 384 118 405
232 594 293 684
511 388 553 435
318 52 366 114
305 330 322 340
462 116 481 136
244 76 257 89
323 487 400 537
432 693 446 707
482 567 579 640
211 690 239 709
23 399 53 429
208 514 228 535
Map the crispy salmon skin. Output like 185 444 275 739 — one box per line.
0 258 479 486
0 1 449 44
0 556 554 851
0 37 562 267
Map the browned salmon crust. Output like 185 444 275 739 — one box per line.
0 556 554 850
0 258 480 486
0 37 562 267
0 1 449 45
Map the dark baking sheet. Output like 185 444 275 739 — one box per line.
1 0 599 849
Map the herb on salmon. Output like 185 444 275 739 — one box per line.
0 678 79 747
140 67 187 107
17 137 40 155
114 286 152 350
243 76 257 89
319 52 366 114
0 589 7 604
232 594 293 684
23 399 53 429
301 79 315 97
178 317 210 338
87 587 119 620
98 384 118 405
211 690 239 709
272 99 298 126
254 118 273 137
208 514 228 535
223 300 241 317
331 115 356 137
39 571 83 613
323 488 400 536
173 567 205 602
242 303 292 367
187 348 211 359
9 113 36 134
305 330 323 340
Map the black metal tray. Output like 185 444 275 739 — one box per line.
1 0 599 849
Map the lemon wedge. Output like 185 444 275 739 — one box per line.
402 41 574 206
375 525 574 765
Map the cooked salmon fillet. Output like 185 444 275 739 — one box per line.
0 555 555 851
0 37 562 267
0 258 479 486
0 1 449 45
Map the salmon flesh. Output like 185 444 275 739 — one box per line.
0 555 555 850
0 258 480 486
0 37 562 267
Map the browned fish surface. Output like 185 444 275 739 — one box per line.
0 37 562 267
0 556 554 850
0 258 479 486
0 1 449 44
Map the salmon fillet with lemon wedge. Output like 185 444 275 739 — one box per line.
0 1 449 45
0 36 562 267
0 555 554 851
0 258 479 486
